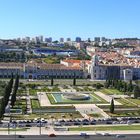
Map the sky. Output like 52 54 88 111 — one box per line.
0 0 140 40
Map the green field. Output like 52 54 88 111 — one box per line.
11 111 82 120
88 113 103 118
0 81 6 96
127 98 140 106
29 89 37 95
69 125 140 131
14 99 27 113
43 57 60 64
106 110 140 117
101 88 123 95
31 99 40 109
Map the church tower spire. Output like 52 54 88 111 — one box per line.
92 55 99 66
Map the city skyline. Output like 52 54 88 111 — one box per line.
0 0 140 39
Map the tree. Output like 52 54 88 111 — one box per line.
104 79 109 88
127 80 133 92
73 73 76 86
117 80 121 90
0 99 5 118
112 79 115 87
0 76 14 117
123 82 127 93
133 85 140 99
110 98 114 113
96 83 103 89
11 74 19 107
3 75 14 107
8 73 14 94
51 77 54 86
114 79 118 89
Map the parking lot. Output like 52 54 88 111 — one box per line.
1 117 140 128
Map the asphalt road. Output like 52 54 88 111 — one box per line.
0 135 140 140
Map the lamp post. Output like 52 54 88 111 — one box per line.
39 93 42 135
14 123 16 140
7 103 11 135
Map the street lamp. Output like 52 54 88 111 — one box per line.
39 93 42 135
14 123 16 140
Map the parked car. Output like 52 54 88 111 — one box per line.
48 133 56 137
54 122 61 126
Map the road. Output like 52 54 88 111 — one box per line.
0 134 140 140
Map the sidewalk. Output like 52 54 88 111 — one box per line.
1 126 140 135
37 92 51 106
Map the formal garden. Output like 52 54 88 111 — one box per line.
0 78 140 120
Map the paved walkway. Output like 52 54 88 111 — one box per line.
110 94 129 98
94 91 122 105
26 88 32 114
37 92 51 107
74 104 110 119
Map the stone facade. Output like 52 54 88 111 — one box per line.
90 55 134 80
0 62 85 79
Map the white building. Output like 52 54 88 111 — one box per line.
0 62 85 79
90 55 134 80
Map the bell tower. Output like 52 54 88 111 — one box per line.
91 55 99 66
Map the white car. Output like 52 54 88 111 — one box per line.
116 134 126 138
102 133 111 136
80 132 89 137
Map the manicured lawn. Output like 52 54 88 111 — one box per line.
31 99 40 109
83 87 94 91
115 98 136 107
101 88 123 95
47 94 56 104
29 86 60 95
0 81 6 96
11 111 83 120
17 89 27 96
73 87 84 91
98 98 138 109
74 86 94 92
127 98 140 105
14 99 26 113
43 57 60 64
106 110 140 117
69 125 140 131
29 89 37 95
51 86 60 92
91 93 108 103
42 105 75 109
88 113 103 118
